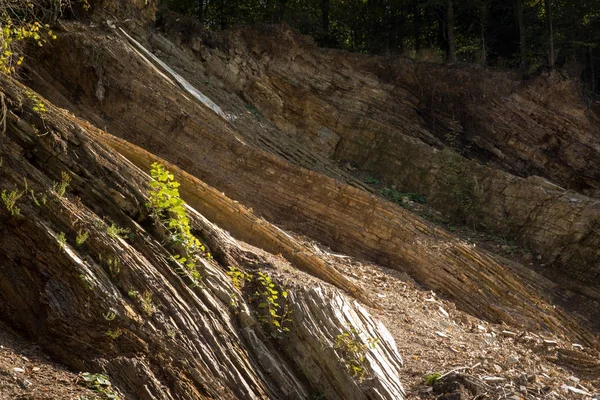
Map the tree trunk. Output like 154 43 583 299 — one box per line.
321 0 330 44
480 2 487 65
545 0 555 68
446 0 457 64
591 43 596 93
277 0 287 23
197 0 204 23
414 1 421 55
218 0 227 30
516 0 527 75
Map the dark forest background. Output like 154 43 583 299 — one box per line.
160 0 600 95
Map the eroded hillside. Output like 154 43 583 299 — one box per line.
27 16 600 329
0 1 599 399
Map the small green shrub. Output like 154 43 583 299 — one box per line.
57 232 67 249
127 289 138 299
103 311 116 321
78 273 93 290
30 189 47 207
147 162 209 283
79 372 119 400
423 372 442 386
141 290 154 316
227 266 253 308
227 266 252 289
438 149 478 222
380 187 425 206
1 188 23 216
52 171 71 198
25 90 47 114
334 328 379 378
244 103 261 118
106 223 130 240
1 23 54 75
364 176 379 185
106 256 120 278
105 328 122 339
250 272 292 338
76 230 89 246
98 253 120 278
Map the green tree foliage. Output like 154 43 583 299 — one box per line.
161 0 600 94
0 0 80 74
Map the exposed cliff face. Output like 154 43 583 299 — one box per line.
21 22 597 340
194 24 600 196
2 10 598 398
0 74 407 399
410 66 600 193
25 21 600 334
148 21 600 319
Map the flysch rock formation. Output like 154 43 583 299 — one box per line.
0 0 598 398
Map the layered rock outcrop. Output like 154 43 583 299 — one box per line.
20 23 600 340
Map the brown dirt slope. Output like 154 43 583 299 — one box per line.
0 323 110 399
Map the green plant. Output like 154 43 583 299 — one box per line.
57 232 67 249
1 188 23 216
423 372 442 386
106 256 120 278
105 328 122 339
147 163 209 283
404 192 425 204
30 189 47 207
103 311 116 321
79 372 119 399
380 187 425 206
127 289 138 299
166 327 176 339
25 90 47 113
52 171 71 197
141 290 154 316
227 266 252 289
333 328 379 378
106 222 130 240
1 20 55 75
438 149 478 222
78 273 93 290
76 230 89 246
98 253 120 278
244 103 261 118
364 176 379 185
250 272 292 338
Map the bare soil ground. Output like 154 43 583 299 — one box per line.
0 324 108 399
295 234 600 399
